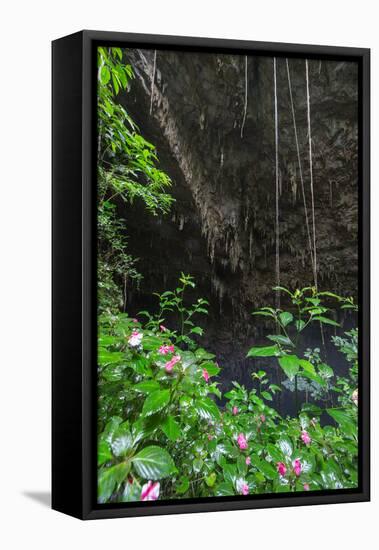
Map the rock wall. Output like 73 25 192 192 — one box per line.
118 48 358 387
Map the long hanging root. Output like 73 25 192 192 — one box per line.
274 57 280 309
150 49 157 115
286 59 314 273
305 59 318 290
241 56 248 138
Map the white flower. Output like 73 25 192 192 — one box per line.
128 330 143 347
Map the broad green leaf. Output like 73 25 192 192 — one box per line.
278 437 293 457
279 311 293 327
247 345 279 358
100 65 111 85
161 415 181 441
98 350 124 365
133 380 160 394
278 355 300 380
132 445 176 479
266 444 283 463
195 348 215 360
194 397 221 421
199 361 220 376
111 424 133 457
312 316 340 327
326 408 357 436
98 440 112 466
318 363 334 379
205 472 217 487
142 335 163 351
98 463 129 503
295 320 306 332
261 391 273 401
215 482 234 496
142 389 170 417
255 459 277 480
176 476 190 495
267 334 294 347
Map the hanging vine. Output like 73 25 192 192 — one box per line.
150 49 157 115
241 55 248 138
305 59 318 290
273 57 280 308
286 58 315 283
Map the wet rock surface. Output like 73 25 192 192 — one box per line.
118 49 358 393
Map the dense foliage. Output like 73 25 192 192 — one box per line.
97 47 174 311
96 49 358 504
97 279 358 502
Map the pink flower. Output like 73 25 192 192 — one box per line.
293 459 302 477
158 344 175 355
245 456 251 466
165 354 181 373
202 369 210 382
207 434 213 441
236 479 249 495
128 330 143 347
160 325 168 332
237 433 248 450
303 483 310 491
277 462 287 476
301 430 311 445
141 480 160 501
232 406 238 415
132 318 138 323
260 414 266 423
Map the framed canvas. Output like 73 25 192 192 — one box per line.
52 30 370 520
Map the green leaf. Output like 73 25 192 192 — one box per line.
279 311 293 327
318 363 334 379
266 444 283 463
278 437 293 457
111 424 133 457
261 391 273 401
205 472 217 487
199 361 220 376
100 65 111 85
98 463 129 503
132 445 176 479
176 476 190 495
326 408 357 436
133 381 160 394
312 316 340 327
195 348 215 360
194 397 221 421
98 350 124 365
267 334 294 347
98 440 112 466
161 415 181 441
142 336 163 351
295 320 306 332
215 482 234 496
190 326 204 336
278 355 300 380
255 459 277 480
247 345 279 358
142 389 170 417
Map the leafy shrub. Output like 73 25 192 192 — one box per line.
97 280 358 502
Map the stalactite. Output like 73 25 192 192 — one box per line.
149 49 157 115
273 57 280 308
306 59 318 289
241 55 248 138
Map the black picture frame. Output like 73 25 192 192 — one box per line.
52 30 370 520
